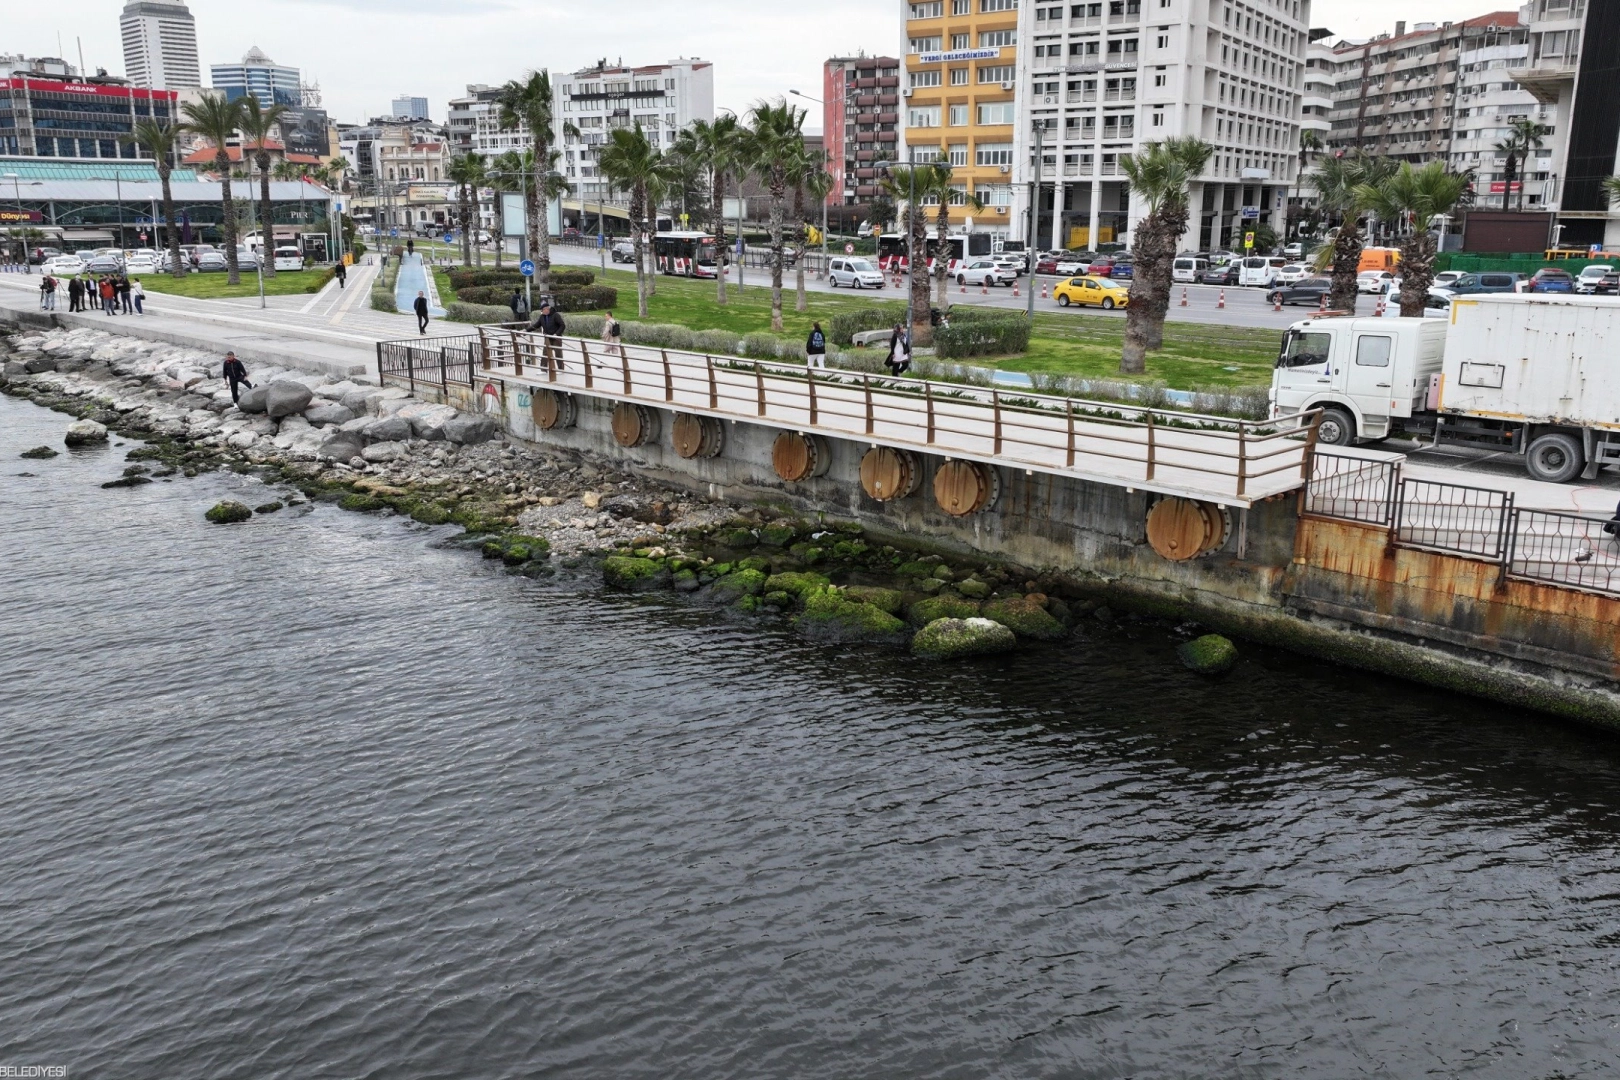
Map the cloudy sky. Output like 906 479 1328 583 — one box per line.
10 0 1508 130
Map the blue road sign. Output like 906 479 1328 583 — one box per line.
390 228 399 238
519 259 535 277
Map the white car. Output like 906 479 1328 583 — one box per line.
1054 257 1089 276
44 254 85 276
1575 264 1616 294
1275 263 1309 284
992 254 1025 275
827 256 885 289
1357 270 1395 293
957 258 1016 287
124 251 160 274
273 247 305 271
1432 270 1464 289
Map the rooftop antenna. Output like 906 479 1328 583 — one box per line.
76 36 85 81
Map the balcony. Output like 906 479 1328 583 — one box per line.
1069 90 1098 103
878 76 900 88
877 94 899 106
877 131 898 142
1103 88 1136 102
856 95 877 107
1100 161 1120 176
1108 12 1139 25
876 112 899 124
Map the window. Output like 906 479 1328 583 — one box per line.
1280 331 1331 368
975 142 1014 165
1152 110 1164 126
909 1 943 15
952 0 970 11
908 106 942 127
977 183 1013 205
1355 336 1392 368
952 33 971 49
912 145 944 163
1154 72 1167 86
1156 33 1168 48
979 65 1017 82
979 30 1018 47
981 0 1019 10
949 104 970 125
978 102 1017 124
950 68 969 85
948 143 968 165
909 36 943 52
1071 41 1100 56
910 70 942 88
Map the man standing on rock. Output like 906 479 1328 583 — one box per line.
222 352 252 405
414 291 430 335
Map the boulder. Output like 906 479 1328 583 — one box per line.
672 569 701 593
23 357 58 375
602 556 671 592
982 594 1067 641
361 416 412 443
304 404 356 427
955 578 992 600
482 534 551 566
338 416 373 434
444 414 498 445
63 419 108 447
704 568 767 605
19 446 59 459
1177 634 1238 676
841 586 904 615
795 586 908 645
318 433 366 463
361 440 407 463
911 617 1019 660
225 432 258 450
906 594 981 627
407 404 459 441
205 500 253 525
339 389 385 415
237 385 271 413
265 382 315 420
762 571 831 600
4 360 29 381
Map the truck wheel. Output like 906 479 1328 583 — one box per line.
1316 407 1356 446
1526 432 1584 483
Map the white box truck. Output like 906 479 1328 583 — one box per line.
1270 293 1620 482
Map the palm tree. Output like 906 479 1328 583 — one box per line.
327 156 351 193
802 154 837 311
181 92 246 284
917 162 984 311
496 70 558 293
675 114 743 305
741 98 808 332
1117 137 1213 373
121 118 186 278
239 98 290 277
1504 117 1546 212
598 124 670 318
1353 161 1472 317
880 164 934 346
446 152 486 266
1312 149 1397 313
1604 175 1620 208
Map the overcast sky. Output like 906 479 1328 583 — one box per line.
8 0 1512 131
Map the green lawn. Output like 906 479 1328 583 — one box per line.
136 269 329 299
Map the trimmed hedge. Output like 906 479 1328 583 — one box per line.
369 258 400 312
447 267 594 290
457 284 531 306
304 266 337 293
551 285 618 312
932 316 1031 359
829 303 908 346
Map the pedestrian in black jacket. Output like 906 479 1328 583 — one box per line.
334 261 347 288
414 291 430 335
222 351 251 404
884 323 911 376
805 321 827 369
529 303 567 370
67 277 82 312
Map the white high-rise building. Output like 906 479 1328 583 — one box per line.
554 59 715 205
1014 0 1310 252
120 0 202 91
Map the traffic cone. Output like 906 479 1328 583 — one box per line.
1273 292 1282 312
1179 286 1188 307
1041 280 1048 299
1318 292 1328 313
1375 295 1386 316
1217 289 1226 309
982 280 988 295
1012 279 1019 297
961 278 967 295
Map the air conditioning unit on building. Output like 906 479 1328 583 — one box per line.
1002 82 1014 91
903 87 913 97
1000 165 1010 173
995 205 1008 214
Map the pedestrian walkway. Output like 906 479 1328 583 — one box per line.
393 253 445 317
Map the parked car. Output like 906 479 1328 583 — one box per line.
272 247 305 271
1200 263 1240 286
957 258 1016 287
182 244 216 269
611 240 635 263
1378 289 1453 315
1172 256 1209 283
30 246 62 265
1529 267 1575 293
195 251 230 272
44 254 85 276
1054 255 1090 276
826 256 884 289
1053 275 1130 309
123 251 160 274
1034 254 1061 275
1282 242 1304 259
1357 270 1395 294
84 252 124 274
991 254 1025 276
561 227 583 242
235 248 262 270
1267 277 1333 306
1110 257 1135 280
1432 270 1464 289
1575 264 1617 294
1087 257 1118 278
1444 271 1526 296
1275 263 1310 284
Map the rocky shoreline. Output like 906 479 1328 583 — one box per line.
2 322 1236 666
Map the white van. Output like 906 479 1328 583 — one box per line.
273 247 305 271
827 256 885 289
1172 256 1208 283
1238 256 1287 287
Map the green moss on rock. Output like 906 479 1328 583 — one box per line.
738 555 772 573
339 493 386 513
254 502 284 514
796 586 908 645
603 556 672 591
19 446 58 459
410 502 454 525
955 578 991 599
907 594 982 627
708 568 767 604
759 523 798 547
723 529 758 548
763 571 832 599
1178 634 1238 675
842 586 904 615
896 560 934 579
912 617 1019 660
205 500 253 525
982 595 1067 641
672 569 701 593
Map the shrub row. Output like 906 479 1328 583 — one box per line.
303 266 337 294
447 267 594 290
932 317 1031 359
453 283 619 312
828 304 908 346
369 259 400 312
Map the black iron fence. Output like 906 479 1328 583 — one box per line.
1395 478 1514 561
377 334 484 394
1509 508 1620 595
1303 451 1399 526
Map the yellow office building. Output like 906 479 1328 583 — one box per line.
901 0 1020 239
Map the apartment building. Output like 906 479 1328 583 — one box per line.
1449 13 1561 210
1328 19 1467 164
1012 0 1309 253
900 0 1022 240
823 55 901 206
447 83 532 162
120 0 202 92
554 59 715 207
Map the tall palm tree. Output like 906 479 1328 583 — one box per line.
741 98 807 332
1603 175 1620 208
1312 149 1397 313
801 153 837 312
1354 161 1472 317
326 156 352 193
239 98 290 277
675 114 742 305
598 124 670 318
446 152 486 266
1119 137 1214 374
1503 117 1546 212
497 70 558 292
181 92 246 284
121 118 185 278
880 164 934 346
918 162 983 311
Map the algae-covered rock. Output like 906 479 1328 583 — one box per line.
907 594 982 627
911 617 1018 660
759 523 798 547
917 577 947 595
64 419 108 446
205 500 253 525
762 590 794 610
19 446 58 460
982 594 1067 641
409 502 453 525
738 555 772 573
483 534 550 566
842 586 904 615
795 586 908 645
896 560 934 579
339 492 386 513
603 556 672 592
255 502 284 514
723 529 757 548
707 568 767 604
763 571 831 599
955 578 991 600
1178 634 1238 675
672 568 701 593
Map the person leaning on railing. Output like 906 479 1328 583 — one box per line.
529 301 567 371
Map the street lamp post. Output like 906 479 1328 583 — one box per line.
1027 120 1046 321
790 89 831 280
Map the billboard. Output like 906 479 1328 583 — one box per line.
278 107 331 159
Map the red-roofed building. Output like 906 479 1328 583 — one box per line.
182 141 324 171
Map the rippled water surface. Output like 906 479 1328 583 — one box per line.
3 391 1620 1079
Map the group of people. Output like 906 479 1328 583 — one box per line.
801 319 912 376
38 273 145 316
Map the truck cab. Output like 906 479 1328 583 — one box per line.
1270 316 1448 444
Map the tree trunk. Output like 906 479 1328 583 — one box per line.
460 185 472 266
934 203 951 312
769 173 785 332
793 184 807 312
533 140 552 293
220 156 239 286
1119 209 1166 374
713 168 728 305
258 154 277 277
1142 199 1189 352
632 183 649 319
1503 155 1516 213
494 198 505 268
160 169 183 278
908 206 931 346
1328 219 1362 314
1396 230 1437 317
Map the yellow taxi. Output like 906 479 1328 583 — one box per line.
1053 275 1130 310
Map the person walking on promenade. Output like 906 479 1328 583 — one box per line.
406 238 415 257
131 279 145 315
805 321 827 369
884 322 911 377
531 301 566 370
116 273 132 314
99 277 116 316
600 308 623 358
67 276 82 312
222 351 252 404
334 261 347 289
509 288 528 322
414 290 430 335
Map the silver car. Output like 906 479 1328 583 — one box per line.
196 251 230 272
957 258 1016 287
827 256 885 289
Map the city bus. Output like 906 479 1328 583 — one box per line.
876 231 993 273
652 231 719 278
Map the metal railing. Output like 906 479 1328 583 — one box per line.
377 333 490 395
1303 451 1399 526
1509 508 1620 596
468 327 1321 504
1395 478 1514 561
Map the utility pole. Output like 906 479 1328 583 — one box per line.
1027 119 1044 321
